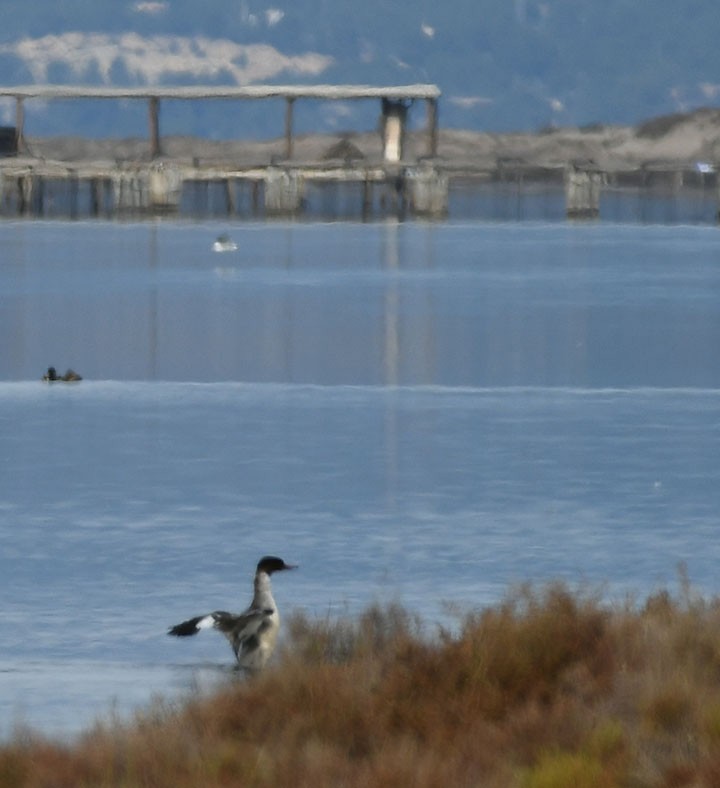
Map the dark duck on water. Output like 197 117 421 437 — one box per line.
42 367 82 382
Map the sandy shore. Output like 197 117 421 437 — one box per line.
16 107 720 174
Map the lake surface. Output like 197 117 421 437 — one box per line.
1 218 719 737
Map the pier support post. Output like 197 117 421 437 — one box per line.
564 164 603 219
18 173 34 214
68 172 79 219
90 178 104 216
380 169 407 217
112 170 150 212
265 167 304 215
426 97 438 158
362 177 373 219
284 98 295 159
381 99 409 163
225 179 236 214
14 97 25 154
148 163 183 211
148 96 161 159
407 164 448 217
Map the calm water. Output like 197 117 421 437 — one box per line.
1 218 719 737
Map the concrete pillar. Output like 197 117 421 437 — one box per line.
264 167 304 214
112 170 150 211
148 164 183 210
407 165 448 217
565 165 603 219
381 99 408 163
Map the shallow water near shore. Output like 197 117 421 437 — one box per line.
1 218 719 737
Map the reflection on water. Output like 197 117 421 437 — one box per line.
10 178 720 225
2 219 720 387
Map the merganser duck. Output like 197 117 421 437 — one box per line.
168 556 297 672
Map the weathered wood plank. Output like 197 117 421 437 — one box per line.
0 84 441 101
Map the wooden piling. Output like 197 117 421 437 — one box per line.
148 97 161 159
380 170 407 217
408 164 448 217
69 173 80 219
148 164 182 210
265 167 304 214
362 177 373 218
113 170 151 212
426 98 439 158
225 179 236 214
285 98 295 159
90 178 102 216
565 164 603 219
18 174 34 214
14 98 25 153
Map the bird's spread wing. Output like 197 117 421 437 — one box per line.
168 607 274 644
167 610 233 637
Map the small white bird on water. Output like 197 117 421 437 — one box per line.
168 556 297 672
212 233 238 252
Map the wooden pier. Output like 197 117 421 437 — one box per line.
2 85 719 221
0 83 448 219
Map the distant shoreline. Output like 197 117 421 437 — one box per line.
13 107 720 176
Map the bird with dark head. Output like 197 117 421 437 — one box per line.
168 555 297 672
42 367 82 382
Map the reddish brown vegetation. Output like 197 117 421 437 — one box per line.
5 581 720 786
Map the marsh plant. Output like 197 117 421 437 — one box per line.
5 579 720 786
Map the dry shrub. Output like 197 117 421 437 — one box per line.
445 583 612 716
285 602 422 665
642 684 694 734
520 750 604 788
9 582 720 786
0 748 28 787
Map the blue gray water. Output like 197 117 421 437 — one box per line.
1 218 719 737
